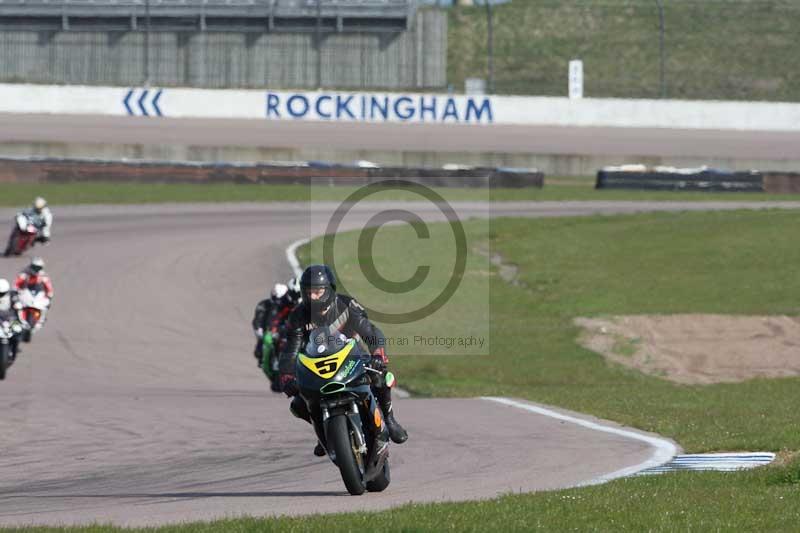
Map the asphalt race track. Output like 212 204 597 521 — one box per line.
2 113 799 159
1 201 797 527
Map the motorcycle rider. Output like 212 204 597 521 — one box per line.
15 257 55 299
286 277 302 307
15 257 54 331
279 265 408 456
24 197 53 245
251 281 300 369
0 279 24 361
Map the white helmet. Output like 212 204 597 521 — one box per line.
0 279 9 297
30 256 45 273
271 283 288 301
33 197 47 212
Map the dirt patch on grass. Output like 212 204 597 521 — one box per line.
575 315 800 385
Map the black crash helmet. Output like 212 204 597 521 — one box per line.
300 264 336 314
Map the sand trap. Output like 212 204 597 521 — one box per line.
575 315 800 385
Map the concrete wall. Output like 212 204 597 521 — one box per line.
4 82 800 131
0 9 446 90
2 82 799 175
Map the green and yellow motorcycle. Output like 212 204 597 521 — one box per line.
296 329 392 495
260 330 281 392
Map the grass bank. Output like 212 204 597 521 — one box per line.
448 1 800 101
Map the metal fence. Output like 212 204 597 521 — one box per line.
0 1 445 89
0 0 415 32
449 0 800 101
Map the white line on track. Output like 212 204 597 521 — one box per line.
286 237 311 277
482 397 678 484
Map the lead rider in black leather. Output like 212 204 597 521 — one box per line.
279 264 408 452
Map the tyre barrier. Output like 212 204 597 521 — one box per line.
596 166 764 192
0 156 544 189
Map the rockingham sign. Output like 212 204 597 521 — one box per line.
4 82 800 131
265 91 494 124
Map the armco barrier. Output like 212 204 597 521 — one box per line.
596 168 764 192
0 157 544 188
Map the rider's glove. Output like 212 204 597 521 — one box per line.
370 347 388 372
255 328 264 339
280 373 298 397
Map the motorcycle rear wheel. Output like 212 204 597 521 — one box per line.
3 234 16 257
366 460 391 492
329 415 366 495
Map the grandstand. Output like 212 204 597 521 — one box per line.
0 0 445 90
0 0 415 33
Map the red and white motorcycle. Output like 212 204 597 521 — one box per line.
17 287 50 343
4 213 41 257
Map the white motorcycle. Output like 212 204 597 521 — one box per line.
4 213 42 257
17 288 50 343
0 320 23 380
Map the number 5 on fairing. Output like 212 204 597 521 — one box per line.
314 357 339 375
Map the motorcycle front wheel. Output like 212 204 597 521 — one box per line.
329 415 366 495
0 343 9 380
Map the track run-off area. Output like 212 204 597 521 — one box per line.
2 200 799 527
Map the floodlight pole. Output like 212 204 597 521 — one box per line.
316 0 322 89
656 0 666 98
144 0 151 86
485 0 494 94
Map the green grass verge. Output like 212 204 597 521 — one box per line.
2 181 800 205
448 1 800 101
300 209 800 452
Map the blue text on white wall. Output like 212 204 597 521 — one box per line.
265 92 493 124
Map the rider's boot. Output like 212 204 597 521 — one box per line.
375 387 408 444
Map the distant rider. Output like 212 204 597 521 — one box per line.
251 279 301 369
0 279 24 360
24 197 53 245
279 265 408 456
15 257 54 329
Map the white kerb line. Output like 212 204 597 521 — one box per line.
481 396 678 484
285 237 311 277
